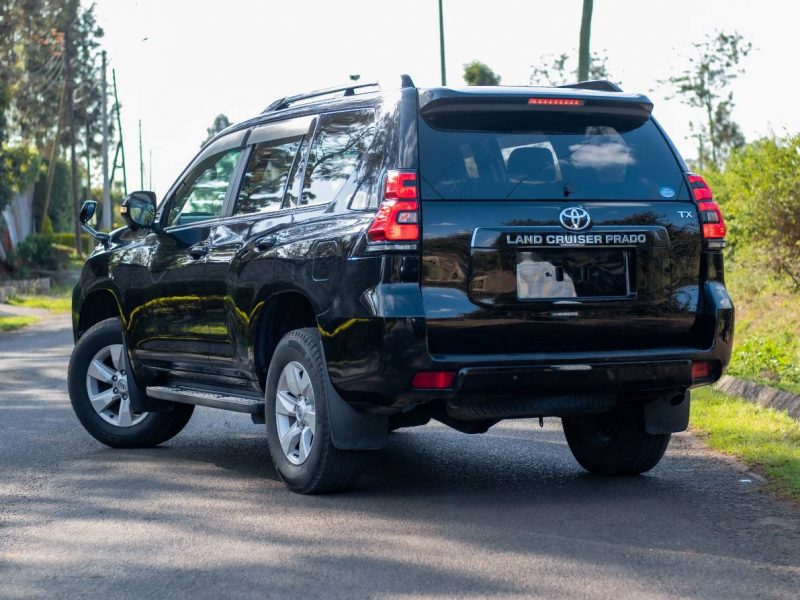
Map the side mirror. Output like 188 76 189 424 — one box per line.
121 191 157 231
79 200 109 246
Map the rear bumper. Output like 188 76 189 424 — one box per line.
322 280 734 415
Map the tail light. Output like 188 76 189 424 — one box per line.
687 173 726 240
367 170 419 242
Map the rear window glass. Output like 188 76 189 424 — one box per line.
418 111 688 201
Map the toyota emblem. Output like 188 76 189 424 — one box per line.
559 206 591 231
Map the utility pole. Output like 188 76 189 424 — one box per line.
138 119 144 190
41 75 67 233
111 69 128 196
64 15 83 257
577 0 594 81
101 50 111 230
438 0 447 85
148 149 152 190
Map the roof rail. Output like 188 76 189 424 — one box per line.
559 80 623 93
261 74 416 114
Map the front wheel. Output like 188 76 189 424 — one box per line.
562 404 670 476
265 328 366 494
68 318 194 448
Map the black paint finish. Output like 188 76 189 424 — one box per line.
72 83 734 425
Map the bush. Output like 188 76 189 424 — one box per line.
728 333 800 386
14 234 68 271
50 232 93 254
705 134 800 289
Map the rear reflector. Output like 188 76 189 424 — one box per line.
367 170 420 242
691 361 713 381
528 97 584 106
411 371 456 389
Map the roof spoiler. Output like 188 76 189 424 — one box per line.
559 80 623 93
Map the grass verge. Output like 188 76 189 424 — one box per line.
8 292 71 313
0 315 39 333
691 387 800 502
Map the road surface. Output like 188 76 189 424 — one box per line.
1 315 798 599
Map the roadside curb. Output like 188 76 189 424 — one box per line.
714 375 800 421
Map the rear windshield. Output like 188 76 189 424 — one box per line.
418 110 688 201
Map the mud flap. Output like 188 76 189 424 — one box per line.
644 390 690 434
125 348 174 413
325 376 388 450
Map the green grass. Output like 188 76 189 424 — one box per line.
0 315 39 332
724 262 800 393
691 387 800 502
8 287 71 313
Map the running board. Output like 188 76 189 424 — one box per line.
146 385 264 415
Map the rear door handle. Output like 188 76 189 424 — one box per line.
255 236 277 252
188 242 209 259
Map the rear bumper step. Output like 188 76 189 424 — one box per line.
146 385 264 415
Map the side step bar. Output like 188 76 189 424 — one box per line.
147 385 264 416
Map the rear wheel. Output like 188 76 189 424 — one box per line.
265 328 366 494
562 404 670 475
68 318 194 448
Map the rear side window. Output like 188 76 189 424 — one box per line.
419 111 688 201
234 137 303 215
300 109 375 207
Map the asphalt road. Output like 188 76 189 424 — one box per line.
1 315 798 600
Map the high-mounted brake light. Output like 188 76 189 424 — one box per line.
367 170 419 242
687 173 726 239
528 98 584 106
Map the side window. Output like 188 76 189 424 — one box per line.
234 137 303 215
168 148 241 226
299 109 375 207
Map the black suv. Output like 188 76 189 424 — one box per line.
69 76 734 493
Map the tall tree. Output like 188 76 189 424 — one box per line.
202 114 231 146
462 61 501 86
577 0 594 81
664 31 751 170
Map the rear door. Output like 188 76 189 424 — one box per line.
417 96 704 356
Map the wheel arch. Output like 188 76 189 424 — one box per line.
77 289 123 340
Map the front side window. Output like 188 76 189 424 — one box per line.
234 137 303 215
168 148 242 226
299 109 375 207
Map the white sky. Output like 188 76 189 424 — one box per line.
90 0 800 196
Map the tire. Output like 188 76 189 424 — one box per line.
562 403 670 476
68 318 194 448
265 328 366 494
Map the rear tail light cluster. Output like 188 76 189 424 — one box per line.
367 170 419 242
687 173 727 241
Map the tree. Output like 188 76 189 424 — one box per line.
202 114 231 146
577 0 594 81
530 50 614 86
462 61 501 86
663 31 751 170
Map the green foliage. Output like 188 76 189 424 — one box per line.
691 388 800 501
663 31 751 169
13 233 68 270
0 144 42 209
33 157 73 232
530 50 614 86
462 61 501 86
705 134 800 288
50 231 92 254
729 334 800 386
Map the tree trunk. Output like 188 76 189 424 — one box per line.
65 23 82 257
578 0 594 81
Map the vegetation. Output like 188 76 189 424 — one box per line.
0 315 38 332
462 61 501 86
663 31 751 170
530 50 613 86
9 289 71 313
691 388 800 502
202 114 231 147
